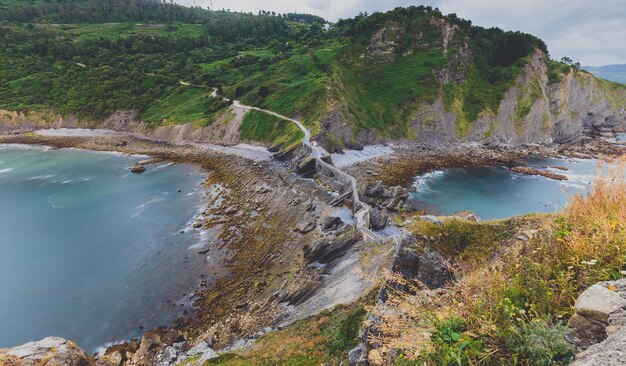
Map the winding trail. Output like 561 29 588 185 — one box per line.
179 82 395 241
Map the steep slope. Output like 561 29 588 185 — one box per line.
0 2 623 150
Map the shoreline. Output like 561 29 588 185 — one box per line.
2 130 625 363
0 141 217 354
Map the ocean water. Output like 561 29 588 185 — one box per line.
0 145 209 352
409 156 615 220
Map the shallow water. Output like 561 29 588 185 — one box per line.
0 145 210 352
409 156 611 220
606 133 626 144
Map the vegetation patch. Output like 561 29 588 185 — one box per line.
239 109 304 147
207 302 368 366
376 159 626 365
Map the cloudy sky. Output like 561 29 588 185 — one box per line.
177 0 625 66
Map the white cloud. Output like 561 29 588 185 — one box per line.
177 0 626 66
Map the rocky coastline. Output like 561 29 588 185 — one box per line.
1 130 625 366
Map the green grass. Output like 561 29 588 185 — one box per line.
239 109 304 146
205 302 367 366
337 48 447 137
42 23 207 41
141 86 213 126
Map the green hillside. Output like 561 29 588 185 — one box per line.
0 0 596 147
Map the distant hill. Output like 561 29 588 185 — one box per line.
583 64 626 84
0 0 624 150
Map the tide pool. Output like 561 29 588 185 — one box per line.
0 145 209 352
409 156 615 220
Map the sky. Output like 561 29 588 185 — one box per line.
177 0 626 66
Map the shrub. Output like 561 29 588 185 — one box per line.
505 321 575 366
371 158 626 364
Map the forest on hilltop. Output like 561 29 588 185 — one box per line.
0 0 597 148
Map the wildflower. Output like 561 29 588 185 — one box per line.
609 285 617 292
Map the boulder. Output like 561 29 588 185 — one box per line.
130 163 146 173
391 246 451 290
574 284 626 323
453 211 480 222
296 157 317 178
320 215 344 232
369 208 389 230
382 186 409 211
569 279 626 363
0 337 94 366
364 180 384 198
294 218 316 234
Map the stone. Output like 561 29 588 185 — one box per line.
303 231 361 264
348 345 364 366
574 284 626 323
0 337 95 366
296 157 317 178
419 215 444 226
320 215 343 232
567 314 607 352
369 208 389 230
572 328 626 366
453 210 480 222
294 218 316 234
130 163 146 173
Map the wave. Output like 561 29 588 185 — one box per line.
412 170 445 193
132 196 166 218
0 168 14 174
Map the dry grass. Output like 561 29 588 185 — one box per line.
370 158 626 365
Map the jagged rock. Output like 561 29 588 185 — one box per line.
320 215 344 232
364 180 384 198
130 327 184 366
391 246 451 290
303 231 361 264
348 345 365 366
382 186 409 211
0 337 95 366
510 166 568 181
419 215 444 226
369 208 389 230
294 218 316 234
453 211 480 222
296 157 317 178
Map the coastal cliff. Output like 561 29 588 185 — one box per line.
0 5 624 151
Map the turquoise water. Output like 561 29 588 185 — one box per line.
0 145 208 352
409 156 608 220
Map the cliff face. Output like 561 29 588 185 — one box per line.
317 18 626 149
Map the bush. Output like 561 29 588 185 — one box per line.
427 317 484 366
505 321 575 366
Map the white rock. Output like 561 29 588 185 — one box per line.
575 284 626 323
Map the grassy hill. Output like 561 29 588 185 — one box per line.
0 0 622 148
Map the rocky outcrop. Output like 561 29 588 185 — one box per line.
569 279 626 365
510 166 568 181
0 337 94 366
